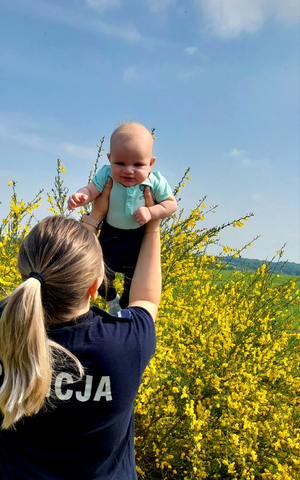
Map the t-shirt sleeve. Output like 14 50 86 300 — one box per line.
87 306 156 380
92 165 111 193
123 307 156 375
151 170 173 203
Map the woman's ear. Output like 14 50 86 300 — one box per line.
88 276 102 299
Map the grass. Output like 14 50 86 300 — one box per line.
211 268 300 326
214 268 298 286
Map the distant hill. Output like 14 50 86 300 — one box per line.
219 257 300 276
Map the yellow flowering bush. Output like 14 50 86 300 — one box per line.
134 171 300 479
0 180 42 296
0 160 299 479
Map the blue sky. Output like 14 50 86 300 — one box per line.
0 0 299 262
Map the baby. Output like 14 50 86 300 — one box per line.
68 122 177 313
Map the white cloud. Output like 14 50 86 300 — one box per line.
146 0 176 13
0 123 50 152
1 0 140 43
270 0 300 23
95 21 140 42
178 65 204 80
229 149 272 169
229 148 252 167
123 67 137 82
62 143 96 161
197 0 299 38
185 47 198 55
0 118 96 162
178 71 194 81
229 148 248 159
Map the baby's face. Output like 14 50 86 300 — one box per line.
108 137 156 187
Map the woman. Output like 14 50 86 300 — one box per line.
0 183 161 480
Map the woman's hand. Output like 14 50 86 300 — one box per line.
143 186 161 232
143 186 155 208
81 178 113 234
92 177 113 219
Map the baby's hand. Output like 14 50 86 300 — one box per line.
133 207 152 226
68 193 89 211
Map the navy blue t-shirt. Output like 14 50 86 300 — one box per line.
0 305 156 480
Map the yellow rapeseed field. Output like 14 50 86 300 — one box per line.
1 159 299 479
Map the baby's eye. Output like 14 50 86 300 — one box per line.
134 163 142 167
116 162 124 165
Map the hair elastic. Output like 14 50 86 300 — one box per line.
29 271 45 287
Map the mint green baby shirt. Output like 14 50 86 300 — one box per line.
93 165 172 229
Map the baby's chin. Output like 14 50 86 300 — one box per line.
119 178 139 187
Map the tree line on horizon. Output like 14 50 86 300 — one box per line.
219 256 300 276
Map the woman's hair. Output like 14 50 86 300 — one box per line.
0 216 104 429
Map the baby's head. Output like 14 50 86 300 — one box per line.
107 122 156 187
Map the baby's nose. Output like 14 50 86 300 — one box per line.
124 164 134 173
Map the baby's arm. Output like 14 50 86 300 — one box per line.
133 195 177 226
68 183 100 211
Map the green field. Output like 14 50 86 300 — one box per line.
211 268 300 325
215 269 298 286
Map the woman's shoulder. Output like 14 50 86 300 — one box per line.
90 306 156 358
62 306 156 376
91 305 154 329
48 306 155 363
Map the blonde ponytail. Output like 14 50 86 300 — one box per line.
0 279 51 429
0 216 103 429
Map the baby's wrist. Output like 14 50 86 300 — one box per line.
147 207 153 220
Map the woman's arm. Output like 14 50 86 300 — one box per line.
129 187 162 321
80 178 113 234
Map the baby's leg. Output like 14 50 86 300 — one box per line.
119 268 135 309
98 266 118 302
